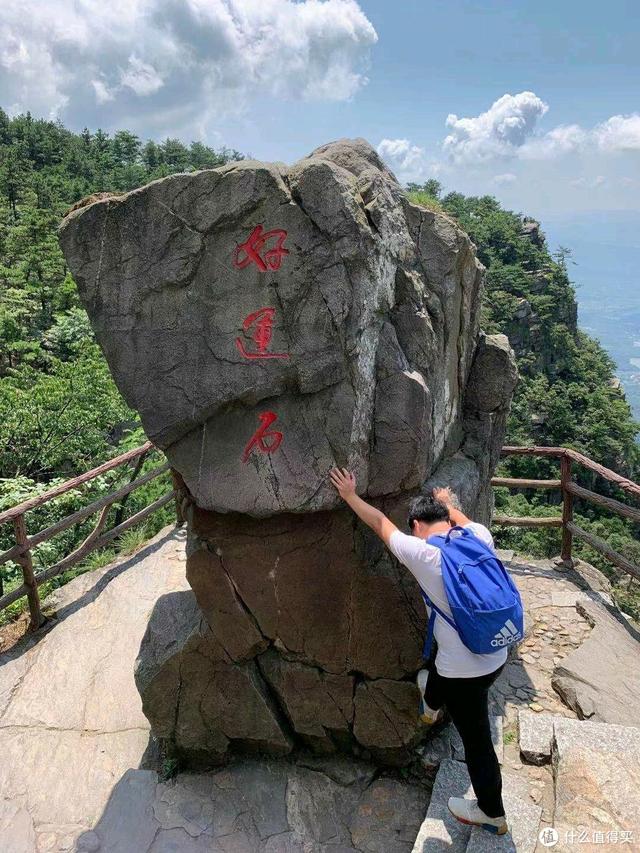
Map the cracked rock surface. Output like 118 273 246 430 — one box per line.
59 138 518 765
59 138 515 518
79 759 429 853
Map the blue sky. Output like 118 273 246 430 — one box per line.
1 0 638 217
1 0 638 408
248 1 639 154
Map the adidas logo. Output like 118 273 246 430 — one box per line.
490 619 522 647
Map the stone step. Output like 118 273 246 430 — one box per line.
553 715 640 756
466 772 542 853
518 708 553 765
412 759 474 852
551 716 640 846
496 549 515 563
412 760 541 853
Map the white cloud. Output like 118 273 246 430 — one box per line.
120 55 164 97
379 94 640 214
570 175 607 189
593 114 640 151
443 92 549 163
377 138 426 174
91 79 115 105
520 124 587 160
1 33 28 69
0 0 377 134
493 173 517 185
442 92 640 165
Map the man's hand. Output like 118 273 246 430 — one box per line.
330 467 356 499
432 486 471 526
433 486 455 506
328 467 398 545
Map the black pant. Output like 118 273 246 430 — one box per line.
424 663 505 818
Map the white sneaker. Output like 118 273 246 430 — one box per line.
416 669 443 725
447 797 508 835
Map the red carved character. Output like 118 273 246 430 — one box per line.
233 225 289 272
242 411 283 463
235 307 289 360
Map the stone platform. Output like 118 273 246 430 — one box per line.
1 528 639 852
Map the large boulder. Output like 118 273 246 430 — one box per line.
60 138 517 765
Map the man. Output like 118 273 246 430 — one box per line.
329 467 508 836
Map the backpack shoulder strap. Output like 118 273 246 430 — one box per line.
420 590 457 658
420 536 460 659
444 524 469 542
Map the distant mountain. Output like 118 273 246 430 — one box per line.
543 211 640 421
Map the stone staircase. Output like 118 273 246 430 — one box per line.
411 712 640 852
413 712 541 853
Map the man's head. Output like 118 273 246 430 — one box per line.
407 495 451 538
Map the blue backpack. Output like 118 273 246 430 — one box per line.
421 526 524 658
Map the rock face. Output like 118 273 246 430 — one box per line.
59 138 517 765
552 718 640 851
552 597 640 726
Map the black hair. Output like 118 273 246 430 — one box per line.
407 495 450 530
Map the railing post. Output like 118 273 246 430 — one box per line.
170 468 186 526
560 454 574 566
113 447 148 529
12 513 44 630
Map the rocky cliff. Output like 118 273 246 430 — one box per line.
59 139 517 765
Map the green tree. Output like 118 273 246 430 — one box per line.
0 344 133 480
142 140 160 170
0 144 31 220
113 130 142 166
161 138 190 171
407 178 442 199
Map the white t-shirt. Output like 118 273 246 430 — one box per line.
389 523 508 678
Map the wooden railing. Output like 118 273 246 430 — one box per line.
492 446 640 580
0 442 177 629
2 441 638 632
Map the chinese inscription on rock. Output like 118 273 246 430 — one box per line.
234 226 290 464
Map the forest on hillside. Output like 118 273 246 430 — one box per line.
408 181 639 616
0 112 638 623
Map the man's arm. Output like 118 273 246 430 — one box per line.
432 487 472 526
329 468 398 546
